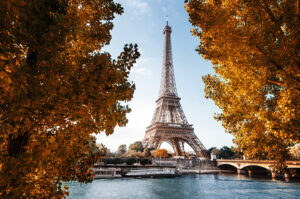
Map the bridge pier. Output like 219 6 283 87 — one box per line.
248 169 252 176
284 171 290 178
271 171 279 178
284 172 290 182
237 168 245 174
289 168 300 178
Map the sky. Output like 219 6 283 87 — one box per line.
97 0 234 152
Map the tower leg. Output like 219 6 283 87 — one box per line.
154 141 160 149
172 138 183 156
147 139 160 149
184 136 207 158
179 141 185 156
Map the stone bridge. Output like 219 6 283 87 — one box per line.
217 159 300 178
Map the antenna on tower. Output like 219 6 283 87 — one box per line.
166 15 168 26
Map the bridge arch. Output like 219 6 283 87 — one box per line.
241 165 270 170
218 163 238 168
218 163 238 172
241 165 271 175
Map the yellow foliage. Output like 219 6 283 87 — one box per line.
154 149 168 158
124 150 144 158
0 0 139 198
185 0 299 171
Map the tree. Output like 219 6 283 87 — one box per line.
185 0 299 171
129 141 144 152
218 146 235 159
88 136 101 154
143 147 155 157
117 144 127 155
154 149 168 158
96 143 108 157
124 151 144 158
230 146 244 160
207 147 217 158
0 0 139 198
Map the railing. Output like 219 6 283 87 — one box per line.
150 122 193 128
217 159 300 165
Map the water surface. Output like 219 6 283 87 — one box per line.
67 174 300 199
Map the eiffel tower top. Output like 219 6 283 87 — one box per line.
158 20 178 98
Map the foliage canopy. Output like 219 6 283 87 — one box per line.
154 149 168 158
185 0 299 170
129 141 144 152
0 0 139 197
117 144 127 154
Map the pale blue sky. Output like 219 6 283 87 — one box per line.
97 0 234 152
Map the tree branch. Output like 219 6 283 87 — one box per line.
258 0 276 22
267 79 284 87
257 0 286 37
255 44 283 71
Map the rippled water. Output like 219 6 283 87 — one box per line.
67 174 300 199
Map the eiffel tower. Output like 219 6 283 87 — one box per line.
143 21 207 158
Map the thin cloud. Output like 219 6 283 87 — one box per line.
121 0 150 15
132 58 152 76
159 0 177 16
133 67 152 76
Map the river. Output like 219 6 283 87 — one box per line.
67 174 300 199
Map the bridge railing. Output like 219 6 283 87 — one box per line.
217 159 300 164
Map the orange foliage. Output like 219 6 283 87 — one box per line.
154 149 168 158
185 0 299 171
0 0 139 198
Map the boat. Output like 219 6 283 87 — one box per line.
93 168 122 179
122 168 179 178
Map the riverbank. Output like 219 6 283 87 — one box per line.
180 169 220 174
93 165 222 179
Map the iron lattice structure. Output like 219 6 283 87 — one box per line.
143 22 207 158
